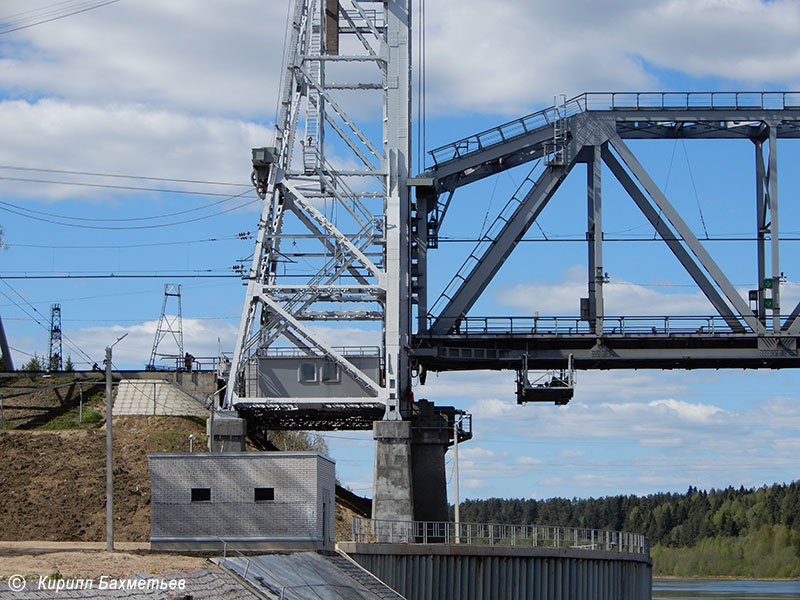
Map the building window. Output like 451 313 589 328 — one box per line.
191 488 211 502
254 487 275 502
321 362 339 383
299 362 316 382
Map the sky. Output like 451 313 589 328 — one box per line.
2 0 800 505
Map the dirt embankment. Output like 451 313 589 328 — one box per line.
0 416 207 542
0 375 365 545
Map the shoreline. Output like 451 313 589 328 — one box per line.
654 575 800 582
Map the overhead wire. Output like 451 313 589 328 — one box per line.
0 175 254 199
0 0 121 35
0 195 259 230
681 139 710 239
0 165 250 188
7 233 250 250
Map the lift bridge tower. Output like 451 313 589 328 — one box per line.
225 0 464 521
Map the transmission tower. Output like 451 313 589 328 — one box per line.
48 303 62 371
226 0 412 419
147 284 184 371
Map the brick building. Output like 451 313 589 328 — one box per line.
149 452 335 552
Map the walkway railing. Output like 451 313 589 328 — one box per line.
426 314 786 336
352 518 649 556
428 91 800 167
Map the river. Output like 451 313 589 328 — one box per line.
653 578 800 598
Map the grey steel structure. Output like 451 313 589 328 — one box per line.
48 303 62 371
411 92 800 382
147 283 185 371
227 0 412 423
228 1 800 521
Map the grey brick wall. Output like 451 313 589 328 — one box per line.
149 452 335 549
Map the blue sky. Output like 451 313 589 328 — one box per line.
2 0 800 503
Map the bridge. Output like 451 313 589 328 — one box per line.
219 0 800 543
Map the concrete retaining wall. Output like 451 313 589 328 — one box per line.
338 542 652 600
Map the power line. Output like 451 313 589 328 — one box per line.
0 0 121 35
0 189 252 223
0 164 250 188
0 196 259 230
6 233 251 250
0 176 255 199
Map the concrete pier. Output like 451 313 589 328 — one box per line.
372 420 414 522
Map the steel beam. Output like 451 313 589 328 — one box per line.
607 135 764 334
429 163 572 335
586 145 604 335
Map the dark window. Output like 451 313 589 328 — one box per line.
299 363 316 382
321 362 339 383
191 488 211 502
255 487 275 502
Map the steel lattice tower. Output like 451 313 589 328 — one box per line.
147 283 185 371
226 0 412 422
48 303 62 371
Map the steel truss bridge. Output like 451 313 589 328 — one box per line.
225 0 800 429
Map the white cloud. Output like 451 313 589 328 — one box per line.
64 317 237 369
0 99 269 200
497 265 714 316
0 0 284 118
422 0 800 115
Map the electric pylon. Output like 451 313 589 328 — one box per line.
147 284 184 371
48 303 62 371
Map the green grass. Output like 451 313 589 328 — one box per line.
37 392 105 430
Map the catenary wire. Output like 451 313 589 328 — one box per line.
0 0 121 35
0 196 259 230
0 165 250 188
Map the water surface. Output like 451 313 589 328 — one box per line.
653 578 800 599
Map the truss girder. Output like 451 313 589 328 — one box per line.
423 107 800 197
603 137 763 334
428 159 575 335
416 96 800 373
260 295 380 397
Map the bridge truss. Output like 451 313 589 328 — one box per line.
227 0 800 424
412 92 800 390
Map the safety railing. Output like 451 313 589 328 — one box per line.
352 518 649 556
427 91 800 168
582 91 800 112
429 314 776 336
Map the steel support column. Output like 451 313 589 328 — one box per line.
755 138 767 323
383 0 412 418
587 145 604 335
768 126 781 332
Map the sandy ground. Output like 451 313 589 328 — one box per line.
0 542 211 582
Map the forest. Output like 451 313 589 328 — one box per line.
455 481 800 577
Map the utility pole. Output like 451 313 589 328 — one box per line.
454 414 461 543
105 333 127 552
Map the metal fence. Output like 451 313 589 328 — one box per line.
352 518 649 556
436 314 770 336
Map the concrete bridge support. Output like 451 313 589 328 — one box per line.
339 543 652 600
373 401 458 522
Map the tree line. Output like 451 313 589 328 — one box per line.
455 480 800 554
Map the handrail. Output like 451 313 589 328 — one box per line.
351 517 649 556
426 314 791 336
427 91 800 168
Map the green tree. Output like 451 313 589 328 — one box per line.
23 354 42 371
64 355 74 371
